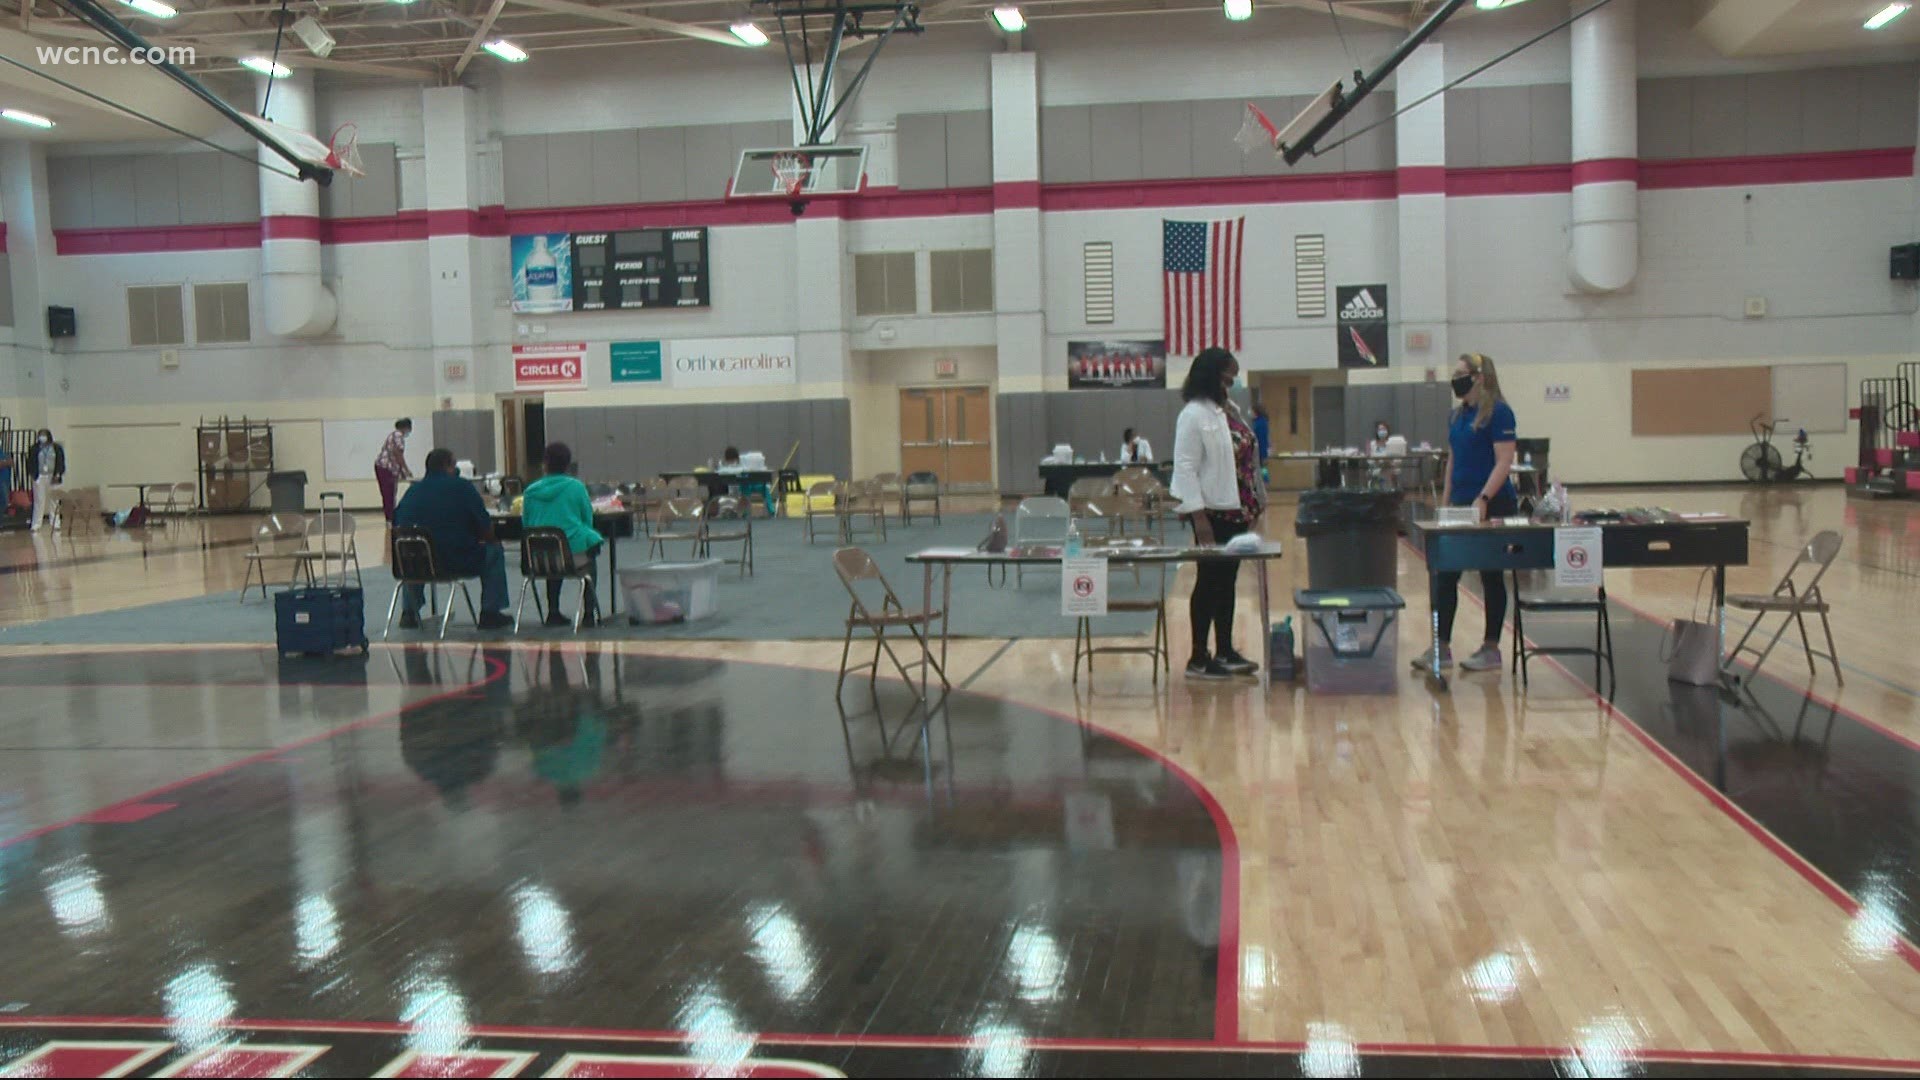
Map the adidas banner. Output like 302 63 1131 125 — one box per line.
1336 284 1390 369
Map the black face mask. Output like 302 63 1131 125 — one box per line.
1451 374 1476 399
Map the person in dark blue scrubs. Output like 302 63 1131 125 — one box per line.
1421 352 1519 675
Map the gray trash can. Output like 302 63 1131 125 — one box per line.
1293 489 1402 590
267 470 307 512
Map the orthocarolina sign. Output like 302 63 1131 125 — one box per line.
670 337 797 388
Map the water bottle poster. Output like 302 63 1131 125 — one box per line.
511 233 573 314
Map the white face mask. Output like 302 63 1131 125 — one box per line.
1377 428 1389 440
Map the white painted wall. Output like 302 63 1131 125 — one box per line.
12 9 1920 497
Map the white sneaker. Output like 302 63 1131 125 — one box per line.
1460 645 1503 672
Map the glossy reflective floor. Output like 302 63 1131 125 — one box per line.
0 485 1918 1078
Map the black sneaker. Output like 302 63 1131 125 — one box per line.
1185 658 1233 681
544 612 571 628
397 613 421 630
1216 649 1258 676
477 612 513 631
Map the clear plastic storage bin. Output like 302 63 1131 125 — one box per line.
1295 588 1405 694
621 560 723 624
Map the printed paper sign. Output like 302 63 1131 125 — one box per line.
1061 556 1109 617
670 336 797 388
1554 526 1603 589
513 342 588 390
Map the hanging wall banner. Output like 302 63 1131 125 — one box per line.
513 342 589 390
610 341 665 383
1336 284 1390 369
510 233 574 314
1068 340 1168 389
670 336 798 388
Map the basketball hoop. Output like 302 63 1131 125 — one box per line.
326 122 366 179
1234 102 1281 157
770 150 812 198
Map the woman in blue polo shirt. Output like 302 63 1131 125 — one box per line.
1424 352 1519 675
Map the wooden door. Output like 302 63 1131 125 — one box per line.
897 386 995 490
900 388 945 480
501 399 520 478
944 386 994 490
1258 374 1316 491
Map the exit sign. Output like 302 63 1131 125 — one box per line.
443 361 468 381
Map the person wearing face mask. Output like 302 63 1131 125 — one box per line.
1419 352 1519 674
1118 428 1154 464
1170 347 1267 681
1368 420 1394 455
26 429 65 533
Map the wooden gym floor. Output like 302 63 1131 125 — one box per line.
0 484 1916 1077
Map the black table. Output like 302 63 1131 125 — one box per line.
1410 517 1749 688
660 470 776 500
1036 461 1169 499
490 509 634 615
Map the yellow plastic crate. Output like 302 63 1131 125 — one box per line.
782 474 837 516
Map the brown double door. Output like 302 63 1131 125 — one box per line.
900 386 993 490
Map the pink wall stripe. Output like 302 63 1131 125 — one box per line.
1571 157 1640 186
48 148 1917 253
1396 165 1447 195
260 215 322 242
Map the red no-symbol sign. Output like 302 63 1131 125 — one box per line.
1073 575 1096 598
1567 546 1589 569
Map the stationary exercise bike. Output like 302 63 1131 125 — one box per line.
1740 414 1813 483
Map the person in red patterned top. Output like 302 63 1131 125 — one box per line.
373 418 413 522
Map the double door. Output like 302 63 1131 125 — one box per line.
900 386 993 490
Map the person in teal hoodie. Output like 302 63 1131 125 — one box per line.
521 442 605 627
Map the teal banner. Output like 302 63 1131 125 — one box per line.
610 340 664 383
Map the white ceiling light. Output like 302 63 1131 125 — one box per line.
991 6 1025 32
1866 2 1911 29
2 109 54 129
240 56 292 78
484 39 529 62
730 22 769 45
1224 0 1252 20
1474 0 1507 8
119 0 176 17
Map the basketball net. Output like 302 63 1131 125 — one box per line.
327 122 366 178
770 150 812 197
1234 102 1281 157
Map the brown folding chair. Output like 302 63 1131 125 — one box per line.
872 472 903 525
802 480 839 543
648 497 705 560
701 495 755 577
839 479 887 543
833 547 948 709
239 513 321 602
1722 530 1845 686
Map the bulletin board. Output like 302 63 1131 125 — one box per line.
1631 366 1773 436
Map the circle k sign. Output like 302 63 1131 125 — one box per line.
513 343 588 390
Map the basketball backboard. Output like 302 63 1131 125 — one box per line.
729 145 868 200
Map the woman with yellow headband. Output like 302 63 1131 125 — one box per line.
1421 352 1519 674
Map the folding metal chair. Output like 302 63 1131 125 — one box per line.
833 547 948 709
384 526 479 641
647 496 705 560
1722 530 1845 685
515 526 597 633
1013 496 1071 588
901 470 941 524
700 495 755 577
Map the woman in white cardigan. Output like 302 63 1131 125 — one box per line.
1169 347 1265 680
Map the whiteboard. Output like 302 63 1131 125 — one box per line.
322 417 434 482
1771 363 1849 435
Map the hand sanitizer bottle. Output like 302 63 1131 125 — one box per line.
1065 519 1082 558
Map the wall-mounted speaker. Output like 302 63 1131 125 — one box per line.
46 306 75 338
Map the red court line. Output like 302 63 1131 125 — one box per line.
8 1018 1920 1072
1409 541 1920 975
0 649 509 852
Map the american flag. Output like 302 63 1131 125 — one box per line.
1163 217 1243 355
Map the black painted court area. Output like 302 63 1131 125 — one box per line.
0 648 1226 1048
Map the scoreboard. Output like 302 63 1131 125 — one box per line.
571 228 711 311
